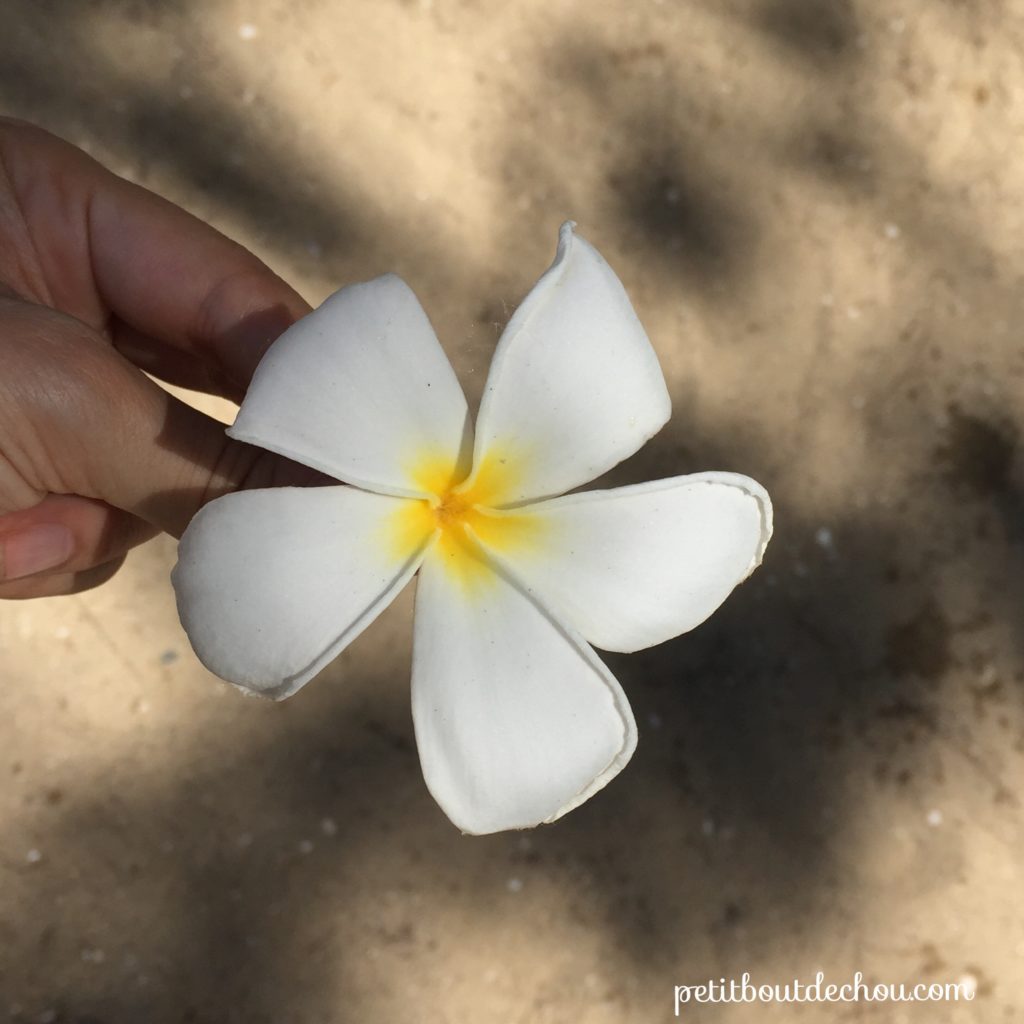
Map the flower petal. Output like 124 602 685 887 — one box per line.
411 539 637 834
172 485 435 698
475 472 772 653
466 222 671 506
229 275 471 499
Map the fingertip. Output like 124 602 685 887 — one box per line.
194 284 310 393
0 522 74 581
0 495 157 591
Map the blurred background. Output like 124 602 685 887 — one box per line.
1 0 1023 1020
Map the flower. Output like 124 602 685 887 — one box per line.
172 222 773 835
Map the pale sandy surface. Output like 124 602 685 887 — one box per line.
2 1 1024 1021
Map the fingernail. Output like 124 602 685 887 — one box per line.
1 523 74 580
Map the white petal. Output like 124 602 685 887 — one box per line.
172 485 435 698
477 472 772 653
229 275 471 499
467 223 671 506
411 540 636 834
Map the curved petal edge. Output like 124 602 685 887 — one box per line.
172 485 434 700
467 222 672 506
474 471 773 654
411 538 637 834
228 274 472 500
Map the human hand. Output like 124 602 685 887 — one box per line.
0 119 316 598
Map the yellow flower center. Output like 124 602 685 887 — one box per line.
383 446 549 588
434 489 473 529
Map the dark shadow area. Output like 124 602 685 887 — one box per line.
606 143 747 285
2 669 433 1023
753 0 858 69
2 0 1024 1020
536 35 757 291
546 379 1024 982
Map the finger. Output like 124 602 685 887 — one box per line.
0 494 157 584
0 556 126 600
0 119 311 391
3 300 323 539
112 322 245 402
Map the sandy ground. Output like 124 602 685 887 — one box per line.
1 0 1024 1020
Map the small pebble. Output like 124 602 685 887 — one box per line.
298 839 314 855
957 972 978 998
883 222 901 240
506 877 523 893
25 848 42 864
926 808 943 827
238 23 259 40
814 526 835 552
320 817 338 837
975 663 998 689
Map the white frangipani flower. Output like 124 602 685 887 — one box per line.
172 223 772 835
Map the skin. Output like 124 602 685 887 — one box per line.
0 118 318 599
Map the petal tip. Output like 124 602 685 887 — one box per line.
744 482 774 571
556 219 578 253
